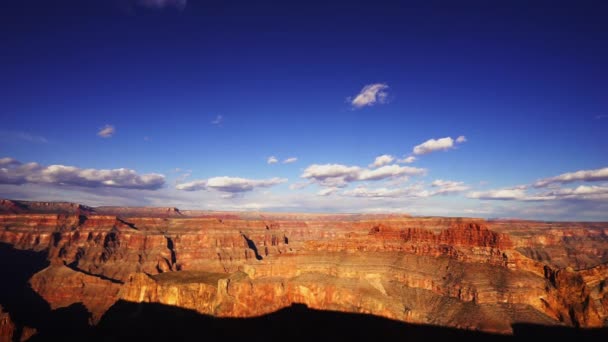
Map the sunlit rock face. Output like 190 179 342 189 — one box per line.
0 199 607 335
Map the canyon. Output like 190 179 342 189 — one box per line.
0 199 607 340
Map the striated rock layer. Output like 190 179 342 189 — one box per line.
0 199 607 337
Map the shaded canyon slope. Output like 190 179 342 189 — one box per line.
0 199 607 340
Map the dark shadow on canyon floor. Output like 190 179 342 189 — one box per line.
0 243 607 341
0 243 94 341
96 301 608 341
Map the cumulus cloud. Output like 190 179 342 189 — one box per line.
413 137 454 155
412 136 466 155
369 154 394 168
137 0 187 10
176 176 287 193
267 156 278 164
97 124 115 138
301 164 361 187
358 164 425 181
534 167 608 188
397 156 416 164
283 157 298 164
349 83 389 108
301 163 425 188
431 179 469 194
0 157 165 190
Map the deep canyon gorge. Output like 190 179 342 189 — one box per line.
0 199 607 340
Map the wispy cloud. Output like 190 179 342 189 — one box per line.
267 156 278 164
97 124 115 138
397 156 416 164
412 135 466 155
349 83 389 108
211 115 224 126
595 114 608 120
289 182 309 190
342 186 412 198
137 0 187 10
431 179 469 194
534 167 608 188
317 187 338 196
0 130 48 144
0 157 165 190
283 157 298 164
176 176 287 193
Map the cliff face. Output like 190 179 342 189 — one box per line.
0 200 607 339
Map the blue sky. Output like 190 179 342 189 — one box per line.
1 0 607 220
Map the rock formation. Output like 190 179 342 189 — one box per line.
0 199 607 340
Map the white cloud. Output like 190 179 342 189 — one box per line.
413 137 455 155
467 188 527 200
137 0 187 10
397 156 416 164
175 180 206 191
350 83 389 108
468 184 608 202
97 124 115 138
317 187 338 196
358 164 425 181
267 156 278 164
456 135 467 143
342 183 431 198
369 154 394 168
283 157 298 164
176 176 287 193
0 157 165 190
301 164 426 188
301 163 425 187
301 164 361 187
534 167 608 187
527 185 608 201
431 179 469 194
211 115 223 125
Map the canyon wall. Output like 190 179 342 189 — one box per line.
0 199 607 340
